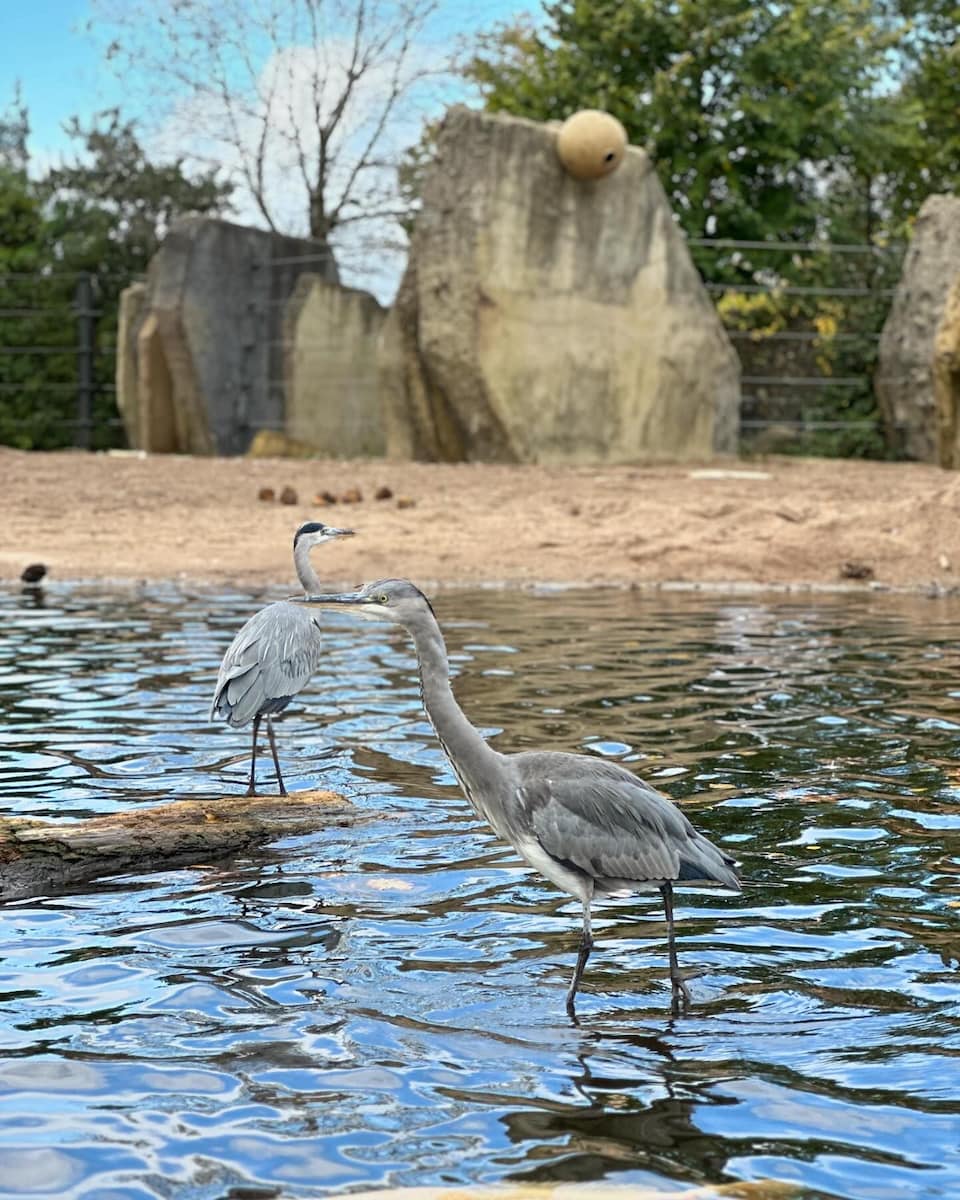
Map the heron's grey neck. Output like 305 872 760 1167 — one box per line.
407 613 502 807
293 538 324 594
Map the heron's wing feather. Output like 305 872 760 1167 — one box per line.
517 754 739 889
210 602 324 726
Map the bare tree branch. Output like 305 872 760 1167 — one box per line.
90 0 452 268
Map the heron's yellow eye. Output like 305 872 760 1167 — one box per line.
378 593 389 605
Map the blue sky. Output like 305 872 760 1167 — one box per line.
1 0 531 167
0 1 126 164
1 0 533 299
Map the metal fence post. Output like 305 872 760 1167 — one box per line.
74 273 95 449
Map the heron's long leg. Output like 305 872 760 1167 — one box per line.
265 718 287 796
566 901 593 1016
246 714 262 797
660 881 691 1012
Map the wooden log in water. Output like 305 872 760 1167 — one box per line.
0 789 356 903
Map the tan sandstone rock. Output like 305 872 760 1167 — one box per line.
380 106 740 464
283 274 386 457
115 282 149 449
876 193 960 461
935 273 960 468
246 430 320 458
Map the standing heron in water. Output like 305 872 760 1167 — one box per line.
295 579 741 1014
210 521 354 796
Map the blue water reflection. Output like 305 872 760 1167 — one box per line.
1 582 959 1199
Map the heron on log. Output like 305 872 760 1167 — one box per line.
211 522 353 795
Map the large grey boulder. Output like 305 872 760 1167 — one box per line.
117 218 335 455
282 275 386 457
876 194 960 461
380 106 740 463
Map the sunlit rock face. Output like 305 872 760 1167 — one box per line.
877 193 960 463
380 105 740 464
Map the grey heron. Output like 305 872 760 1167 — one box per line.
210 521 353 796
296 579 741 1013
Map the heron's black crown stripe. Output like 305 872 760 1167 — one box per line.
294 522 327 542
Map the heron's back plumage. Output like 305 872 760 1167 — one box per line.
210 601 325 727
511 752 740 893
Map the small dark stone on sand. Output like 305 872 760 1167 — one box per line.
840 561 874 581
257 487 275 503
340 487 363 504
396 496 416 510
279 486 299 505
375 485 393 501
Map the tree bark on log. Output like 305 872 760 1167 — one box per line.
0 789 355 903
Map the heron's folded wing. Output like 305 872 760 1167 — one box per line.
210 603 322 724
520 762 737 888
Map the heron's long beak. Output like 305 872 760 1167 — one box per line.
327 527 355 538
293 592 368 606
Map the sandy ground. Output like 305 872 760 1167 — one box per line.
2 447 960 593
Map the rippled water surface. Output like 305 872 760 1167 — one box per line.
1 582 959 1199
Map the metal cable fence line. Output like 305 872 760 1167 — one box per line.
0 382 117 393
0 270 116 449
687 237 901 254
0 235 903 453
0 271 142 282
693 236 899 453
705 281 895 297
739 418 881 429
728 330 881 344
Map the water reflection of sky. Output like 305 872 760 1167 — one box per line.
1 582 959 1199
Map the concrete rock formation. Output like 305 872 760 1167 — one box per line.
877 194 960 462
934 274 960 468
282 274 386 457
380 106 740 464
115 282 150 449
117 218 335 455
246 430 321 458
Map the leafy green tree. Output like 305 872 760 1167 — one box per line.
0 85 29 175
466 1 899 256
41 110 232 280
460 0 960 458
0 92 68 448
0 103 232 449
885 0 960 229
89 0 445 264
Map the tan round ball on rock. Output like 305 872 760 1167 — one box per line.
556 109 628 180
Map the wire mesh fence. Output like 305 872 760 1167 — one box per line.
690 236 903 458
0 270 124 450
0 236 904 456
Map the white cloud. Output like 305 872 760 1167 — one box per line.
141 4 483 302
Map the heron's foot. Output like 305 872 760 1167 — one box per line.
245 784 258 798
277 782 288 797
668 969 695 1013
